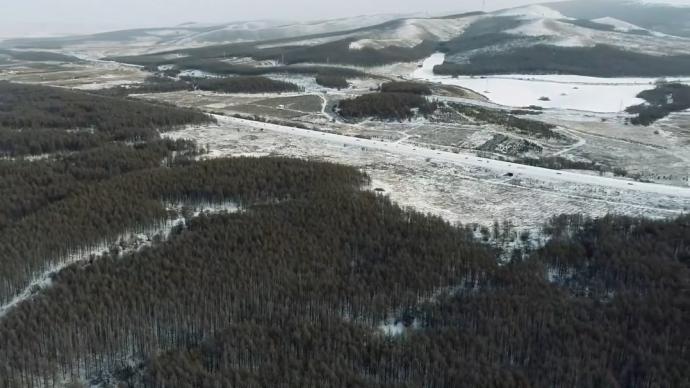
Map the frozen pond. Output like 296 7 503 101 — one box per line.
412 53 690 113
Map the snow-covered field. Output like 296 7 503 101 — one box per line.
165 117 689 235
412 53 690 112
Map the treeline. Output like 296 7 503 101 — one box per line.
437 15 530 56
101 76 302 96
172 59 365 78
339 92 438 121
1 76 687 388
148 213 687 388
1 187 687 387
0 157 366 309
0 81 213 147
0 128 105 157
114 38 437 68
195 76 301 94
0 49 82 63
0 171 494 387
315 75 349 89
514 156 629 176
380 81 431 95
450 102 564 140
626 82 690 125
434 44 690 77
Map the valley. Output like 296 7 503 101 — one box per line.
0 1 689 386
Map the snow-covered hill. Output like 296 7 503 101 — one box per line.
3 0 690 75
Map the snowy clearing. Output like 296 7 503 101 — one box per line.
219 116 690 198
165 118 688 235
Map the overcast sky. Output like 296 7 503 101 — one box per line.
1 0 689 38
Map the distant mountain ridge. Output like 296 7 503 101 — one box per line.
3 1 690 77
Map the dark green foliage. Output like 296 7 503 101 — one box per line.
174 59 365 77
114 38 437 68
0 169 494 387
250 39 436 67
435 45 690 77
338 92 438 121
0 139 199 231
514 156 628 176
436 16 533 60
0 49 82 63
380 81 431 95
0 81 213 142
315 75 349 89
2 199 686 387
194 76 301 93
626 83 690 125
0 128 105 157
450 103 564 139
0 157 366 310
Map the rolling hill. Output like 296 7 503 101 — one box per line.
3 1 690 76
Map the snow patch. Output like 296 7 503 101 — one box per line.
349 16 478 50
378 318 420 336
497 5 569 20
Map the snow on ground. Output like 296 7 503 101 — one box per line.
412 53 690 112
592 17 648 33
349 16 479 50
0 200 240 320
178 69 220 78
164 117 689 238
496 5 569 20
501 13 690 54
220 116 690 197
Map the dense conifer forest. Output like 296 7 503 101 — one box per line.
193 76 301 94
0 81 213 148
113 38 436 68
98 75 303 97
434 45 690 77
626 83 690 125
0 80 688 388
380 81 432 95
315 75 349 89
338 92 438 121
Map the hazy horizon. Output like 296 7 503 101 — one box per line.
2 0 688 39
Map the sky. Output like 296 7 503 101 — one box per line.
1 0 689 38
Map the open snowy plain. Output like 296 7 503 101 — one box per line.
412 53 690 112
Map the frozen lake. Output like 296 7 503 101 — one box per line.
412 53 690 113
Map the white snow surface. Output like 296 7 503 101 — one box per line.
502 13 690 53
592 17 648 33
215 115 690 199
496 5 569 20
412 53 690 112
